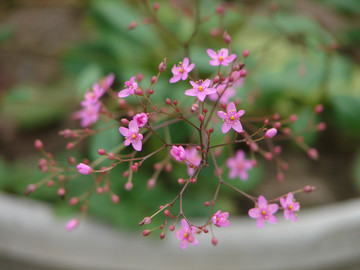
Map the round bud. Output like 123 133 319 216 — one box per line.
111 194 120 204
127 21 137 30
242 50 249 58
212 237 218 246
69 197 79 206
160 232 165 239
125 182 133 191
143 230 151 237
151 76 157 84
34 139 43 150
97 149 106 155
169 225 175 231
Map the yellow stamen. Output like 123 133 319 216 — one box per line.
179 68 184 73
230 116 235 120
288 205 293 210
132 134 136 139
184 232 188 238
198 86 203 92
219 56 224 61
262 210 267 215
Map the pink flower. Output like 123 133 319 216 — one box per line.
77 163 94 174
118 76 138 98
133 113 148 127
280 192 300 222
207 48 236 66
248 196 279 228
170 57 195 83
212 210 230 227
119 120 143 151
66 218 79 231
217 102 245 133
176 219 198 250
74 102 101 127
227 150 253 180
171 146 186 161
185 79 217 102
98 73 114 91
265 128 277 138
185 147 201 176
209 71 244 103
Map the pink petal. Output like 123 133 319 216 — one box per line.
187 63 195 72
231 120 243 133
286 192 294 202
228 54 237 62
290 213 297 222
124 139 131 146
219 48 229 57
237 109 245 117
239 171 248 181
222 122 231 133
258 196 267 208
118 89 131 98
132 139 142 151
227 102 236 113
183 57 189 67
256 218 264 228
209 59 220 66
181 219 189 230
267 215 277 224
189 81 198 88
197 92 206 102
170 74 182 83
248 208 260 218
217 111 227 119
128 120 139 132
185 89 197 97
205 87 217 95
268 203 279 214
207 49 217 59
180 240 189 250
191 237 199 247
119 127 129 137
280 197 286 208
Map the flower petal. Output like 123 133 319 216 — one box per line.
221 122 231 133
248 208 260 218
119 127 129 137
206 49 217 59
227 102 236 113
231 120 243 133
132 139 142 151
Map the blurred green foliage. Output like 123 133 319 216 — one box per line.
1 0 360 227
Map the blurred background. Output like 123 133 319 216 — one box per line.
0 0 360 269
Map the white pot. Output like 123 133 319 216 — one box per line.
0 192 359 270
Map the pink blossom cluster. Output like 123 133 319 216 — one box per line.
75 74 114 127
248 193 300 228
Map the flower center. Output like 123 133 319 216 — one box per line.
230 115 235 120
132 134 136 139
288 205 293 210
262 210 267 215
184 232 188 238
219 56 223 61
179 68 184 73
198 86 203 92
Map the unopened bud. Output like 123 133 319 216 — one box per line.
242 50 249 58
25 184 36 196
178 178 185 185
314 104 323 114
289 114 298 122
69 197 79 206
265 128 277 138
58 188 66 198
240 70 247 77
111 194 120 204
97 149 106 155
317 122 326 131
147 178 156 190
212 237 218 246
165 98 172 105
191 103 199 113
223 31 231 44
304 185 317 193
308 148 319 160
139 217 151 226
66 219 79 231
66 142 74 150
198 114 205 122
125 182 133 191
127 21 137 30
160 232 165 239
34 139 43 150
153 2 160 11
143 229 151 236
158 58 167 72
169 225 175 231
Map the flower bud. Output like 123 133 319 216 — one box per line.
242 50 249 58
66 219 79 231
143 229 151 236
223 31 231 44
34 139 43 150
314 104 323 114
308 148 319 160
125 182 133 191
111 194 120 204
169 225 175 231
77 163 93 175
139 217 151 226
97 149 106 155
127 21 137 30
153 2 160 11
211 237 218 246
160 232 165 239
265 128 277 138
25 184 36 196
158 58 167 72
69 197 79 206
